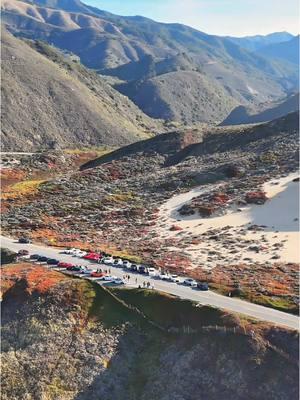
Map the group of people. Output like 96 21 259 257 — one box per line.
122 275 154 289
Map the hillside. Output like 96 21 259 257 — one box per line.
1 30 162 151
221 93 299 125
2 0 299 124
81 112 299 169
116 70 238 123
1 263 299 400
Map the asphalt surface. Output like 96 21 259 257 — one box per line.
1 235 299 330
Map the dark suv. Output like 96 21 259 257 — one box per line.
197 282 209 291
18 238 31 244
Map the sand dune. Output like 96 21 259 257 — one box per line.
157 172 299 266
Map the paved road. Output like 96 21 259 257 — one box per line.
1 235 299 330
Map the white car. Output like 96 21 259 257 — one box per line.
159 273 169 280
113 278 125 285
113 259 123 267
148 268 157 276
169 275 181 283
123 260 131 269
183 278 197 286
80 268 93 275
63 248 77 255
102 257 114 265
74 250 87 257
103 275 117 281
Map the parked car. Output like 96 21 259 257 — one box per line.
72 250 87 257
102 256 114 265
130 264 138 272
18 237 31 244
113 259 123 267
18 249 29 256
148 267 157 275
91 270 106 278
113 278 125 285
123 260 131 269
103 275 117 281
46 259 59 265
66 266 83 272
197 282 209 291
183 278 197 286
37 256 49 263
159 272 169 280
62 248 77 255
164 274 180 283
83 253 101 261
57 262 74 268
30 254 41 260
81 268 93 275
138 265 148 274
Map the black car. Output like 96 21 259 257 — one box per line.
67 266 82 272
37 256 49 263
30 254 41 260
47 259 59 265
18 238 31 244
138 265 148 274
197 282 209 291
130 264 138 272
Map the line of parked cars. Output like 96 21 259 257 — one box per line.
17 246 209 291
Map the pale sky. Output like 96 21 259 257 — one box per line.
85 0 299 36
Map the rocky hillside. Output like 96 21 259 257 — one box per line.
221 93 299 125
1 30 162 151
1 263 299 400
2 0 299 124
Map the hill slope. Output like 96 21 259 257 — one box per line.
1 263 299 400
221 93 299 125
1 30 161 151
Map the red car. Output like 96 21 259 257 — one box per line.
83 253 101 261
91 271 106 278
57 262 74 268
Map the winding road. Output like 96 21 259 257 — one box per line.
1 235 299 330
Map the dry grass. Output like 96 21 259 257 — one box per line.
1 179 45 200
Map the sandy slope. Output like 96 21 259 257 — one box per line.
157 172 300 267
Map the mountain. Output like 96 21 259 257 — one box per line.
115 70 238 123
256 35 300 65
221 93 299 125
1 263 299 400
1 29 162 151
227 32 295 52
2 0 299 124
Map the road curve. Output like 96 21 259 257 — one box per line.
1 235 299 330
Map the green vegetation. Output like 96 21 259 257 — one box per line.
112 288 231 329
0 248 17 265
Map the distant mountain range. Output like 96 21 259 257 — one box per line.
1 0 299 147
256 35 299 65
227 32 295 52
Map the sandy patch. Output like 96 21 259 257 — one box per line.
157 172 299 267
